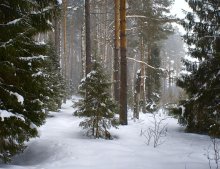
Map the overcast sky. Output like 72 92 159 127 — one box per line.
171 0 192 34
172 0 191 19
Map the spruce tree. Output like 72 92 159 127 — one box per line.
0 0 60 162
127 0 174 112
43 41 66 112
146 45 162 113
177 0 220 136
74 61 119 139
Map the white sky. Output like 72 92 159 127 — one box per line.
172 0 191 19
171 0 192 34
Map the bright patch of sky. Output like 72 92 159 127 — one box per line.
57 0 62 5
172 0 191 19
171 0 192 34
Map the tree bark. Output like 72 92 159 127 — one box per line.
81 25 85 77
54 16 61 58
85 0 92 75
119 0 127 125
103 0 108 64
70 14 74 87
62 0 67 103
146 45 152 101
114 0 120 102
134 70 141 119
140 37 146 113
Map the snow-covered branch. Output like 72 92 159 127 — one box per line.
126 15 147 18
127 57 166 72
126 15 178 22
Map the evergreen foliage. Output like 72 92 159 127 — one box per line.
177 0 220 136
127 0 174 110
127 0 175 43
146 45 162 113
43 41 66 112
0 0 60 162
74 61 119 139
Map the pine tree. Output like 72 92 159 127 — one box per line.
43 40 66 112
127 0 174 113
177 0 220 136
119 0 128 125
74 61 119 139
146 45 161 113
113 0 120 103
0 0 59 162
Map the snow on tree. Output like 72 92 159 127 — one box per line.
176 0 220 136
0 0 61 162
74 61 119 139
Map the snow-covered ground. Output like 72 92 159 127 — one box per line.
0 96 216 169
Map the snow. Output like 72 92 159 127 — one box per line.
179 70 192 76
19 55 48 61
180 105 185 117
57 0 62 5
0 110 16 121
184 54 199 63
171 0 193 35
7 19 21 25
0 110 24 121
0 39 13 48
126 15 147 18
67 6 78 11
35 41 46 45
10 92 24 105
32 71 43 77
87 71 96 78
0 96 216 169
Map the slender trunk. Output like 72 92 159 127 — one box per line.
119 0 127 125
104 0 108 64
133 91 139 119
85 0 92 75
114 0 120 102
134 71 141 119
81 26 85 77
70 14 75 88
62 0 67 103
63 0 67 78
147 46 152 101
55 15 61 60
140 37 146 113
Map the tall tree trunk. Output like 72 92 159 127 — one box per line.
54 15 61 58
140 37 146 113
114 0 120 102
147 45 152 101
81 25 85 77
146 42 153 102
119 0 127 125
62 0 67 103
70 14 75 89
85 0 92 75
103 0 108 65
63 0 67 77
133 70 141 119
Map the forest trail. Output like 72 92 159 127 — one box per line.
0 97 213 169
